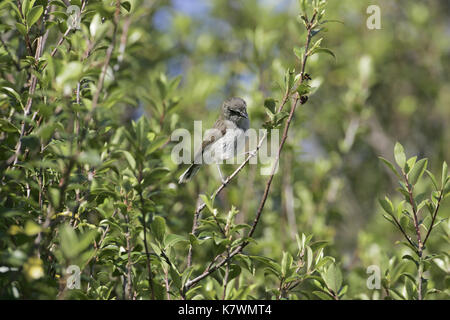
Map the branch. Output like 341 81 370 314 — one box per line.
8 0 78 168
403 173 423 255
16 0 33 56
184 12 318 291
187 132 267 268
194 132 267 215
249 96 299 239
82 210 117 269
138 170 155 300
8 26 48 167
91 0 121 111
49 26 73 57
122 207 134 300
422 191 443 246
391 213 416 249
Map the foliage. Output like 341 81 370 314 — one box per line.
0 0 449 300
378 143 449 299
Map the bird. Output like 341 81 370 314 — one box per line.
178 97 250 184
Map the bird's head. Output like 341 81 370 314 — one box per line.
222 97 248 124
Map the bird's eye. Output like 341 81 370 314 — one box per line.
230 109 241 116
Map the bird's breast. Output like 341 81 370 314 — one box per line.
203 128 246 163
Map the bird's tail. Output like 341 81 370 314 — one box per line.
178 164 200 184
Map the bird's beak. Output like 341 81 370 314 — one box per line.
241 110 248 119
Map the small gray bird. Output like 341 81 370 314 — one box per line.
178 97 250 184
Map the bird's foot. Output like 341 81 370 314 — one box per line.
247 150 257 157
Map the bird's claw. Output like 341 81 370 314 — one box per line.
248 150 257 157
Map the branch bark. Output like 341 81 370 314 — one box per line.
183 11 318 292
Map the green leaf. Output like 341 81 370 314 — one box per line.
169 267 182 289
199 194 215 215
284 68 295 91
78 150 102 166
251 256 281 276
443 180 450 198
379 197 394 215
27 5 43 29
405 156 417 173
228 265 242 281
22 0 32 17
117 150 136 170
296 82 311 96
425 170 439 191
150 216 166 244
311 48 336 60
313 291 333 300
0 87 24 109
323 263 342 294
382 214 397 228
281 251 293 277
181 266 194 288
89 13 102 38
120 1 131 12
295 233 303 252
396 240 418 252
147 136 168 155
24 220 41 236
55 61 83 88
299 0 307 15
402 255 419 267
164 234 188 248
49 0 67 9
394 142 406 170
396 200 405 221
293 46 304 61
306 245 313 271
264 98 276 114
273 111 289 127
408 158 427 185
15 22 27 36
0 118 20 133
309 37 323 53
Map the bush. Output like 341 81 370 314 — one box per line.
0 0 449 300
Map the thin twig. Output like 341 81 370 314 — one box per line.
184 13 317 291
82 210 117 269
186 132 267 268
16 0 33 55
222 250 231 300
391 214 416 249
125 231 133 300
248 97 299 241
8 30 46 167
91 0 121 110
163 267 171 300
403 173 423 255
137 168 155 300
193 132 267 215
